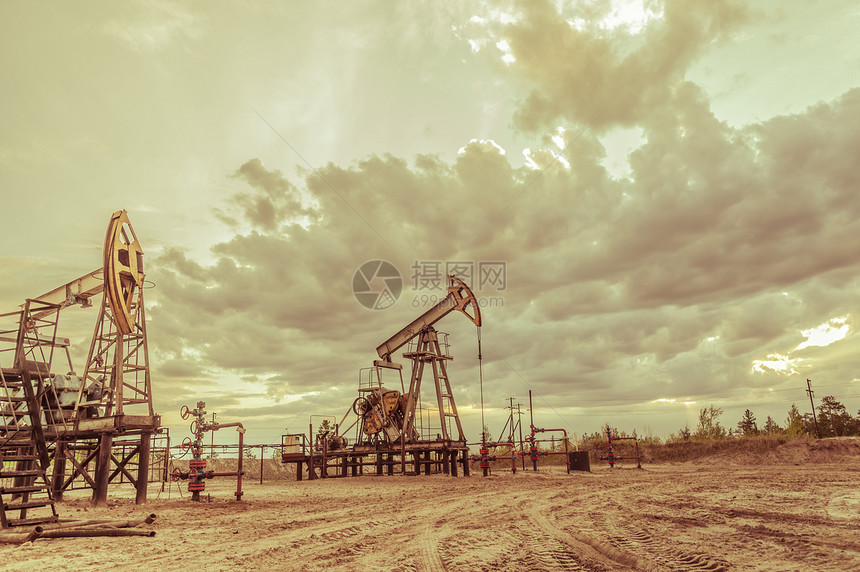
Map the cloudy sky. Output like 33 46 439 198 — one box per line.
2 0 859 446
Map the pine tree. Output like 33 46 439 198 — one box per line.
763 416 781 435
737 409 758 436
784 404 806 438
816 396 858 437
316 419 333 447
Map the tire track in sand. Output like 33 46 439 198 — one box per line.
418 523 446 572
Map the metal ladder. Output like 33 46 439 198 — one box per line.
0 369 58 528
0 306 60 529
0 442 58 528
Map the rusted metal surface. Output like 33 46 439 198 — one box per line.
31 528 155 540
0 530 38 544
34 513 156 532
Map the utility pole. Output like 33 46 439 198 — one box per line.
516 403 525 471
211 411 216 456
806 379 820 438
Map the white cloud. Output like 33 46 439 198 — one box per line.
752 354 803 375
598 0 665 33
795 316 850 351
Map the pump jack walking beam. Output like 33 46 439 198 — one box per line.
375 275 481 364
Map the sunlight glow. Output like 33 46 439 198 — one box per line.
795 315 850 351
567 0 664 33
599 126 647 180
552 127 566 150
550 149 571 169
653 398 697 406
458 138 506 156
752 353 802 375
495 39 516 64
600 0 664 33
522 148 539 170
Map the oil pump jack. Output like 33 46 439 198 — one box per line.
284 275 481 478
0 210 160 525
358 274 480 447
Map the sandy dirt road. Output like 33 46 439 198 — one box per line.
2 454 859 571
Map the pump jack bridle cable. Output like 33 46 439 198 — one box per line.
477 325 485 444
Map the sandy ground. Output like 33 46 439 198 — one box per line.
2 441 859 571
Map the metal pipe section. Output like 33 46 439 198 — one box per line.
35 514 156 532
533 428 570 474
604 427 642 469
470 441 518 476
491 441 517 474
32 528 156 540
308 415 337 480
175 402 246 500
525 425 571 473
209 421 245 500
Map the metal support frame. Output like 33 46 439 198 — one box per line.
1 210 161 510
401 327 465 445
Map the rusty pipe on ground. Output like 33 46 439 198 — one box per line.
35 514 156 532
0 532 34 545
30 528 156 541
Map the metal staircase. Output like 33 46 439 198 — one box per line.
0 443 58 528
0 301 61 528
0 369 58 528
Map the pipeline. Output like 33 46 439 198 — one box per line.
523 390 572 473
523 425 571 474
175 402 246 500
472 441 517 476
602 426 642 469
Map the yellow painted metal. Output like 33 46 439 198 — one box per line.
103 210 144 335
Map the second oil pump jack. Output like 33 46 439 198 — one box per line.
282 275 482 478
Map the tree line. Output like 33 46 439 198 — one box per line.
669 395 860 442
